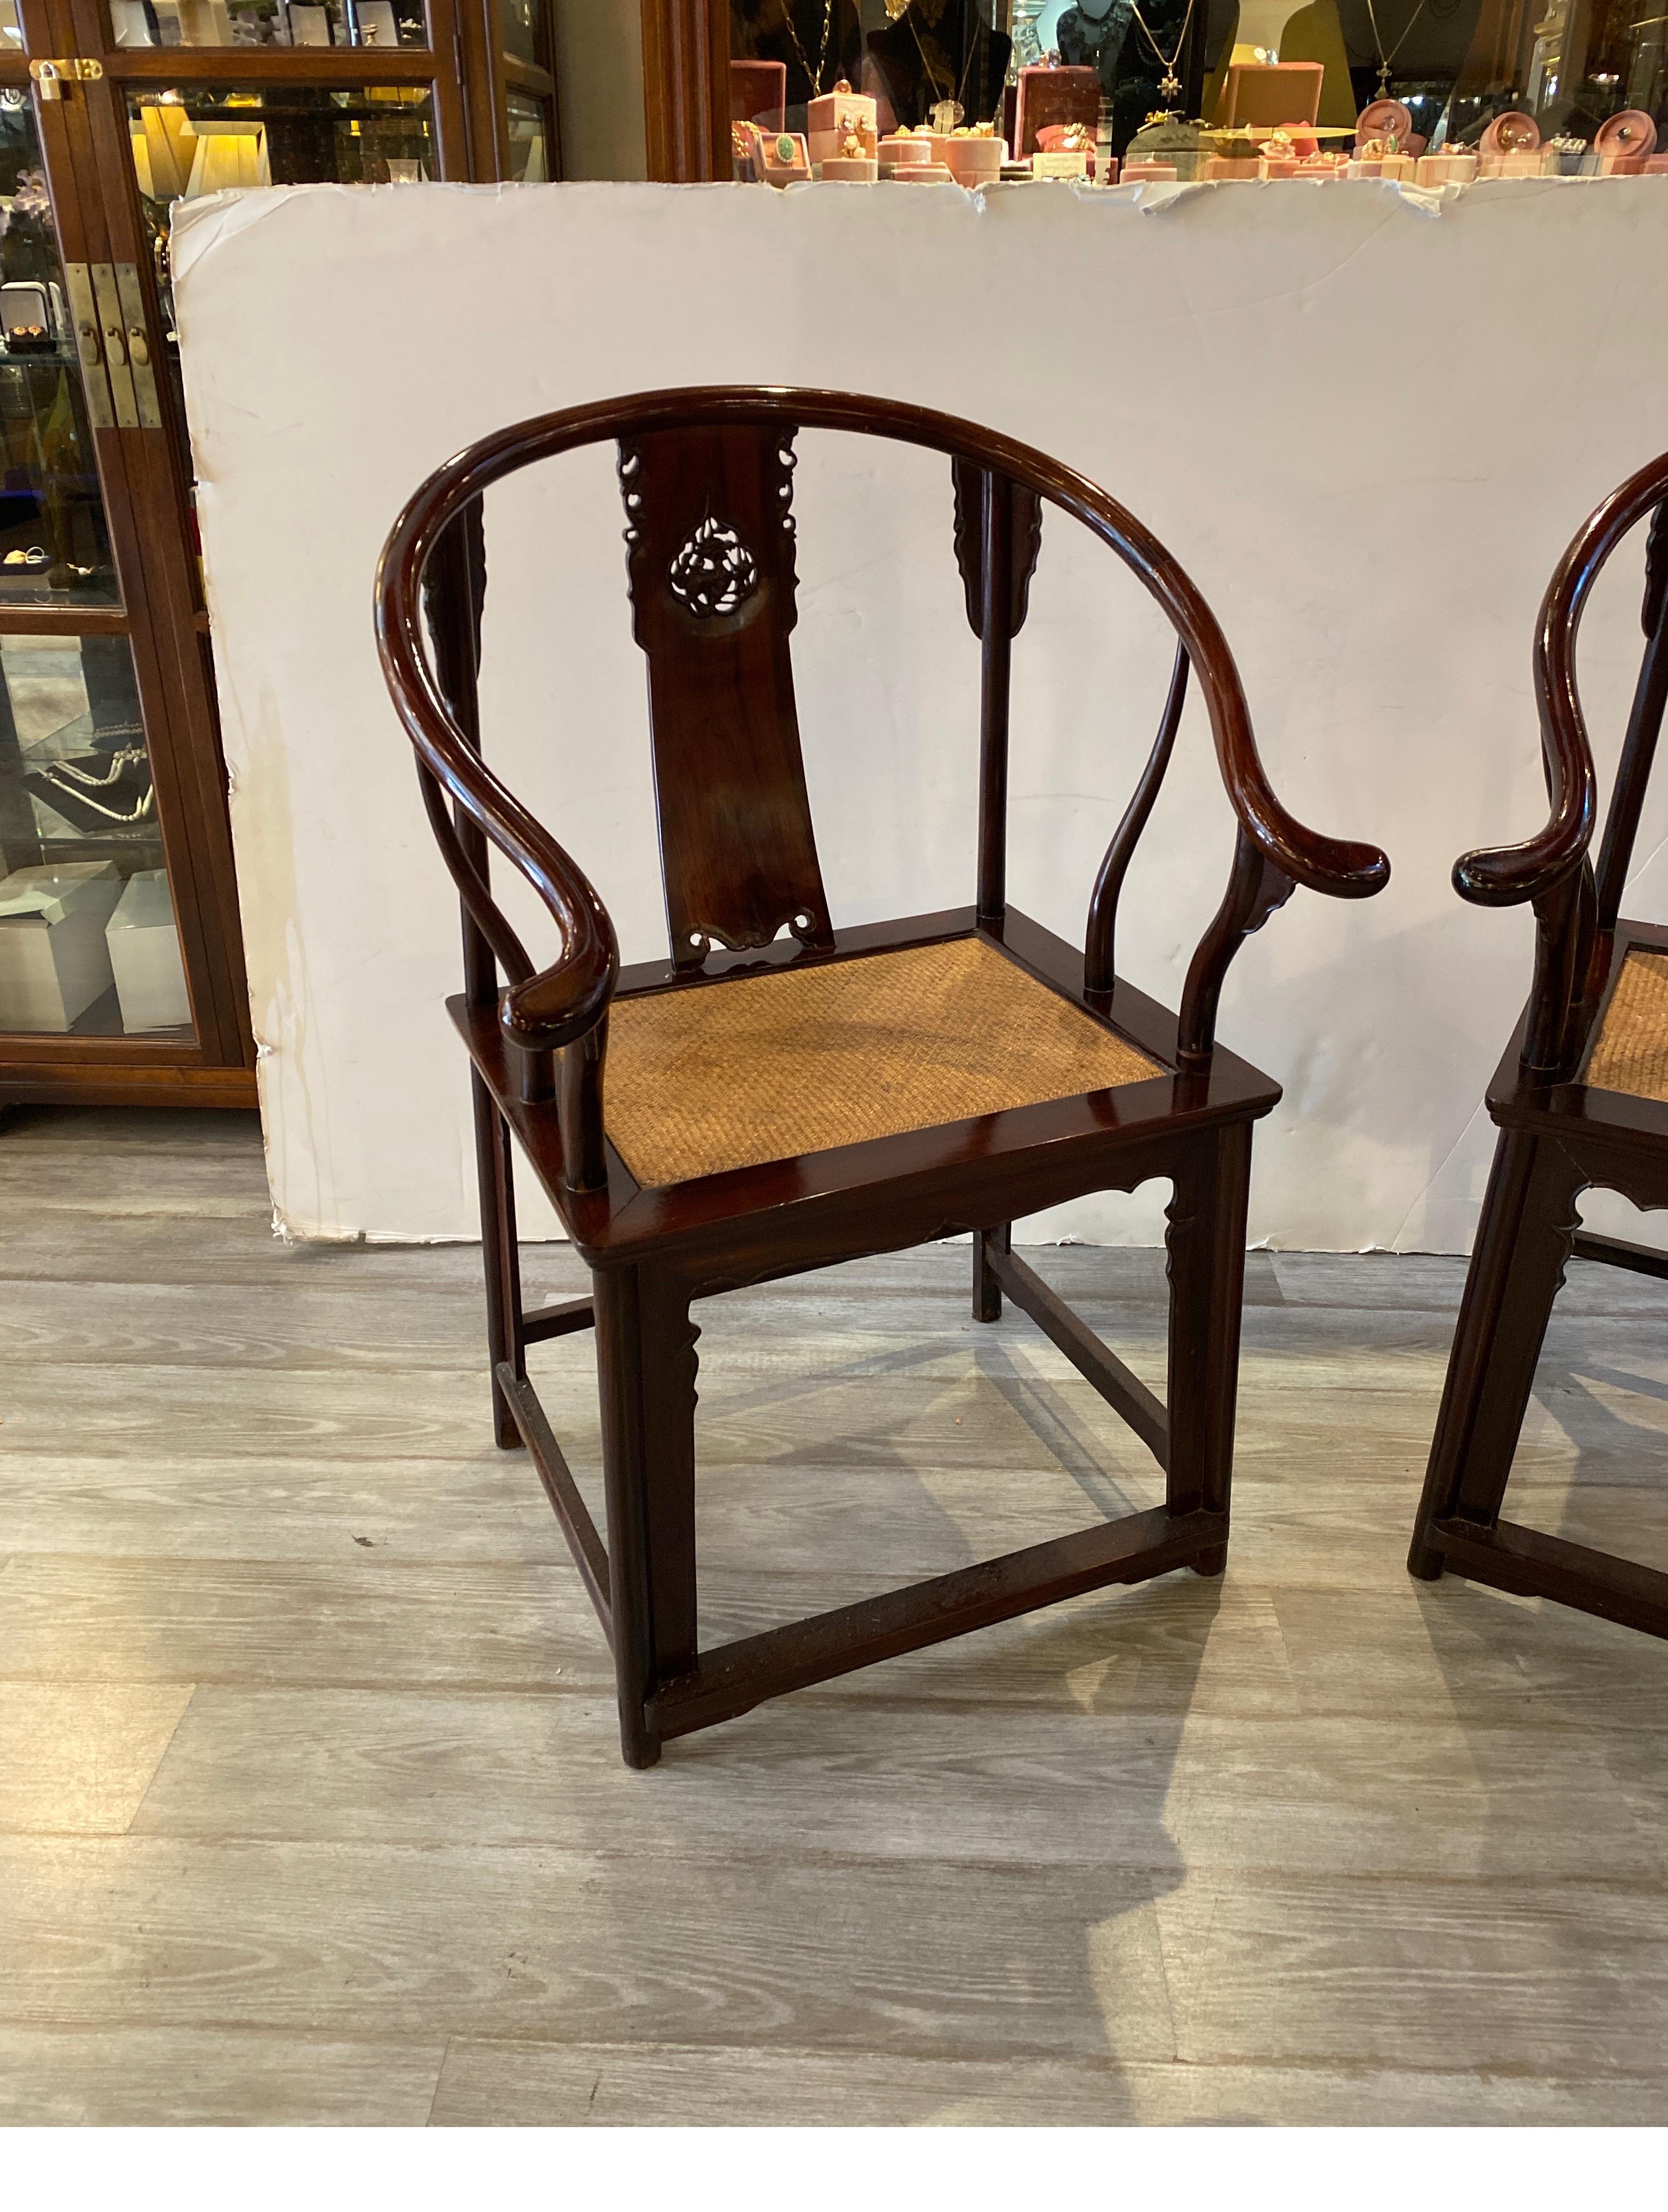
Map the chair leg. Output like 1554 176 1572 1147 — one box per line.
471 1067 525 1451
1408 1128 1585 1580
1164 1122 1253 1577
973 1223 1009 1323
593 1265 699 1771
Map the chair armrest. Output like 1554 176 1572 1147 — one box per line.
1232 771 1390 902
376 525 619 1056
1452 584 1602 912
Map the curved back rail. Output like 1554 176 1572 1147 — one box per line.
1453 450 1668 1076
377 388 1387 1190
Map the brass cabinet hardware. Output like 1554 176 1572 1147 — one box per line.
114 263 163 428
29 58 103 100
61 262 114 430
90 263 138 429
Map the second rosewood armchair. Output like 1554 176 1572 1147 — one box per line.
377 387 1389 1767
1410 451 1668 1639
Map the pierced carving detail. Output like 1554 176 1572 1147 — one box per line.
667 514 760 619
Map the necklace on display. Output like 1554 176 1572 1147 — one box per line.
783 0 836 96
901 6 990 128
1071 0 1125 45
1127 0 1197 102
1362 0 1429 97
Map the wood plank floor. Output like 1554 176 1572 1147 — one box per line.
3 1104 1668 2126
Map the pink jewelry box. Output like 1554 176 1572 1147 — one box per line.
1122 161 1178 183
878 131 943 169
750 131 810 187
806 82 876 139
1415 152 1477 186
941 134 1006 185
806 80 877 170
818 156 878 181
1013 63 1099 161
730 59 786 133
1478 149 1541 178
1205 155 1260 179
1348 152 1416 179
889 163 954 181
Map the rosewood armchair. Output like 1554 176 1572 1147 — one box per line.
377 388 1389 1767
1410 451 1668 1639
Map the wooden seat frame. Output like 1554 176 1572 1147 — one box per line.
1410 452 1668 1639
377 388 1389 1766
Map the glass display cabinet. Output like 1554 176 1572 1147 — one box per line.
641 0 1668 177
0 0 555 1109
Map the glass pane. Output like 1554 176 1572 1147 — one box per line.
133 86 436 437
0 99 119 610
0 4 20 49
499 0 544 70
506 90 549 181
0 634 192 1038
111 0 429 48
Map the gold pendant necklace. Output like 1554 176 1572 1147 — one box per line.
1362 0 1428 98
1127 0 1197 103
783 0 836 97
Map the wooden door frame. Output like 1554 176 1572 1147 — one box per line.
641 0 728 181
457 0 562 178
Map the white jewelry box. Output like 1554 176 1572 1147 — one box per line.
106 868 191 1032
0 860 122 1031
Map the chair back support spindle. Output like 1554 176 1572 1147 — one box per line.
617 425 833 969
378 389 1388 1189
1593 501 1668 933
1084 640 1190 1002
951 460 1044 924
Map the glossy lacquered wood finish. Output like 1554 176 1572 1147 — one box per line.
378 386 1387 1765
1411 452 1668 1643
640 0 731 181
619 426 833 969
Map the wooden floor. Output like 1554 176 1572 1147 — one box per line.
3 1106 1668 2126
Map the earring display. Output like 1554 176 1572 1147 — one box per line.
806 77 876 169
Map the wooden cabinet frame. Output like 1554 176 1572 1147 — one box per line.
641 0 727 182
0 0 556 1108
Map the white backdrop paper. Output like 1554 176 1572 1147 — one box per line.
174 177 1668 1248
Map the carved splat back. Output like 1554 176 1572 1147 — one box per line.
618 426 833 970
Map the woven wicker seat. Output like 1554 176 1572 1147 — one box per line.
1584 949 1668 1102
606 936 1162 1188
